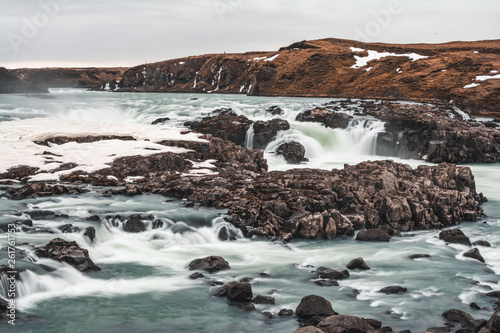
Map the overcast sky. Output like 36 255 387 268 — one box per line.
1 0 499 69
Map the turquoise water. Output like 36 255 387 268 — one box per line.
0 89 499 332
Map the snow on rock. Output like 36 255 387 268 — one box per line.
0 118 207 180
350 47 365 52
264 54 280 62
464 83 480 89
351 50 428 69
475 74 500 81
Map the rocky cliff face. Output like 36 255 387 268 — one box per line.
118 38 500 115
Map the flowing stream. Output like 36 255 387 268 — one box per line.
0 89 499 333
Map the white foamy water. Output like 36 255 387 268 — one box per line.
0 89 499 333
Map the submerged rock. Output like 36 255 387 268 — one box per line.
253 295 275 304
266 105 284 115
315 266 350 280
187 256 230 273
35 238 100 272
378 286 407 294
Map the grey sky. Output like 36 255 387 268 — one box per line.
1 0 499 69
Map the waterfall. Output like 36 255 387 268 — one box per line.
244 124 255 149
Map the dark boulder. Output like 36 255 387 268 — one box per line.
346 257 370 270
472 240 491 247
266 105 284 115
188 256 230 273
356 229 391 242
442 309 487 332
296 107 352 129
277 142 307 164
35 238 100 272
409 254 431 260
295 295 338 319
185 110 253 146
279 308 295 316
439 228 472 246
214 281 253 302
122 214 146 233
316 315 375 333
463 248 485 263
315 266 350 280
253 295 275 305
189 272 206 280
294 327 324 333
253 118 290 149
378 286 407 294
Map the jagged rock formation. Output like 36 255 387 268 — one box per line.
117 38 500 116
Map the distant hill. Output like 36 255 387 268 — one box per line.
1 67 128 93
0 67 48 93
118 38 500 115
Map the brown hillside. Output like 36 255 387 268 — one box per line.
119 38 500 115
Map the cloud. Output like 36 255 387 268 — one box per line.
0 0 499 68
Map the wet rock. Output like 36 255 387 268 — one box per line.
253 295 275 305
262 311 274 318
316 315 375 333
365 318 382 329
185 110 253 146
86 215 101 222
3 183 86 200
442 309 487 332
151 117 170 125
189 272 206 279
346 257 370 270
356 229 391 242
378 286 407 294
57 224 80 233
486 291 500 298
240 302 256 312
253 118 290 149
294 327 324 333
266 105 284 115
314 280 339 287
472 240 491 247
122 214 146 233
315 267 350 280
35 238 100 272
259 272 271 278
214 281 253 302
278 308 295 316
296 107 352 129
486 308 500 333
22 210 69 220
188 256 230 273
295 295 338 319
0 219 33 232
152 219 164 229
439 228 472 246
470 302 481 310
368 101 500 164
463 248 485 263
409 254 431 260
277 142 307 164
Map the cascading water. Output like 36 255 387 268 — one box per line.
1 90 499 333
